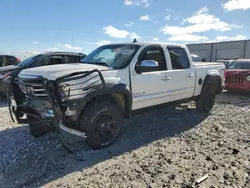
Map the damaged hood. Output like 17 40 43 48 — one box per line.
19 63 112 80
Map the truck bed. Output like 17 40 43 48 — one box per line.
193 62 225 97
193 62 224 67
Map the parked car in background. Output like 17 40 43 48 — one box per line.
216 59 235 69
0 55 20 67
225 59 250 92
0 52 86 96
8 41 225 151
191 54 202 62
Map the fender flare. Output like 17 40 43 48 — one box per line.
83 83 132 118
203 71 223 94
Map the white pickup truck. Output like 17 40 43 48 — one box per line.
8 42 225 150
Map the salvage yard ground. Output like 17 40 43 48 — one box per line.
0 91 249 188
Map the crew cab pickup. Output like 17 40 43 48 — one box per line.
8 42 225 150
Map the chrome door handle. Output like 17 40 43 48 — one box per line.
161 76 171 81
186 73 194 78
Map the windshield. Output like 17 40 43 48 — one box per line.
81 44 141 69
17 54 43 67
227 61 250 69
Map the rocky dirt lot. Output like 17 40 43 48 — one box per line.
0 92 249 188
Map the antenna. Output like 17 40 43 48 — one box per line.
133 38 137 43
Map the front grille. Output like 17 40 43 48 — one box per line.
29 84 47 97
18 82 47 98
225 75 245 84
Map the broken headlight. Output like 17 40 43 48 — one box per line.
57 85 70 100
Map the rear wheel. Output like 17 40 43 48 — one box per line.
195 79 217 113
80 102 123 150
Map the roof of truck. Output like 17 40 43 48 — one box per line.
44 51 86 56
101 41 186 47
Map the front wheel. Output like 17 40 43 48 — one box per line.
80 102 124 150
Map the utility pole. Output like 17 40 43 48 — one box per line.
201 32 203 43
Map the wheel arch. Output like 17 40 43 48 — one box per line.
79 83 132 121
203 71 223 95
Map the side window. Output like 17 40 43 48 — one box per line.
65 55 81 63
138 46 167 71
168 47 190 69
30 58 45 67
30 56 63 67
47 56 64 65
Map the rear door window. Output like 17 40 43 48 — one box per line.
46 56 64 65
168 47 190 69
65 55 81 63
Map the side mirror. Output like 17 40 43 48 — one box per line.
136 60 159 73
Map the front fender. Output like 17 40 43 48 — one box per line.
84 83 132 118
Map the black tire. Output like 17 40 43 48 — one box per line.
195 79 217 113
80 102 123 150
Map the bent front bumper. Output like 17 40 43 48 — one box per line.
59 121 87 138
9 69 105 152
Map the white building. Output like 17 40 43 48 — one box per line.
187 40 250 62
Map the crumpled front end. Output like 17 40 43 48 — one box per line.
9 69 105 142
8 76 55 126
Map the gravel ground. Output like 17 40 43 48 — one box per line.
0 91 249 188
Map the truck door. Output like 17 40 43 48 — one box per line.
130 45 174 110
164 46 196 101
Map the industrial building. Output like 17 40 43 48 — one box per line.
187 40 250 62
